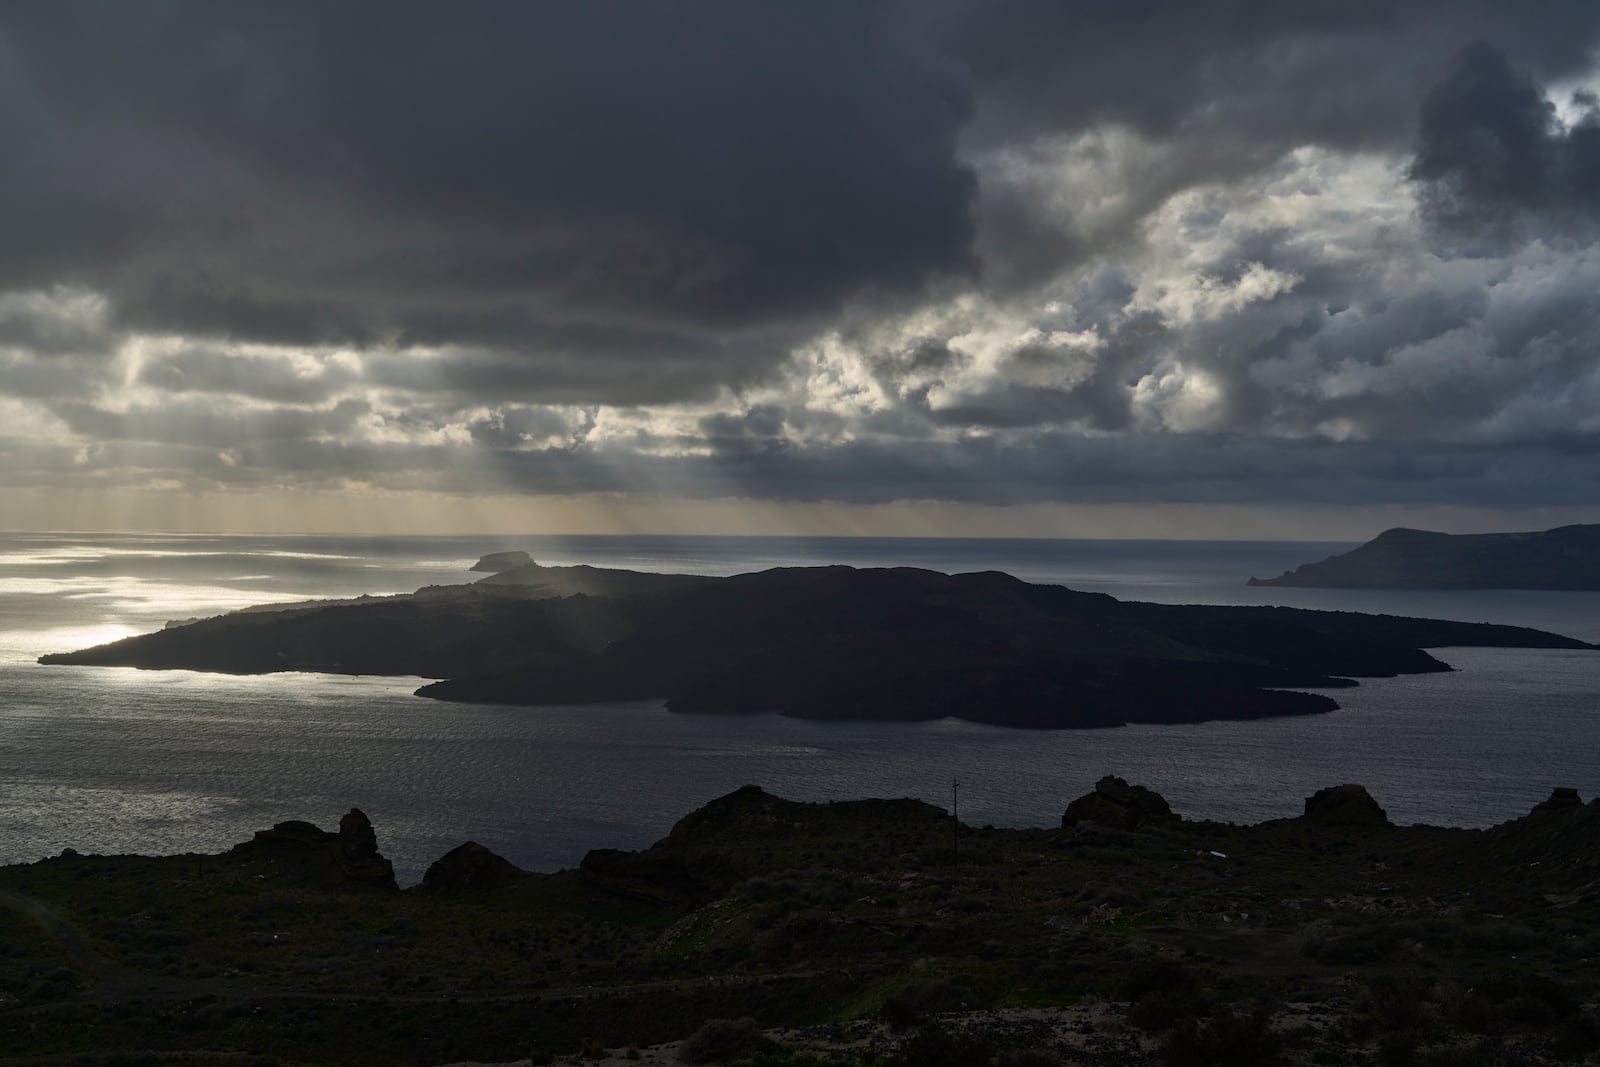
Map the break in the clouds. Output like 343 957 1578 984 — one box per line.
2 1 1600 524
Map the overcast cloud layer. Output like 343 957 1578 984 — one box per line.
3 2 1600 525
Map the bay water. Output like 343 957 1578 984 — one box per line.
1 532 1596 885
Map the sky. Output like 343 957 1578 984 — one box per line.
3 2 1600 539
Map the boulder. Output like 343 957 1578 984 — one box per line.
418 841 521 895
1061 776 1178 832
1301 785 1390 828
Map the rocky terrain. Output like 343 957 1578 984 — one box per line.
4 781 1600 1065
1249 524 1600 590
38 557 1596 729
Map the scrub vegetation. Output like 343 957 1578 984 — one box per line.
3 782 1599 1065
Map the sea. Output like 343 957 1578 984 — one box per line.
1 531 1597 885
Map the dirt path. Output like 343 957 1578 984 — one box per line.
0 888 213 1002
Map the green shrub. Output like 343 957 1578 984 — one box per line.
995 1051 1063 1067
1361 974 1433 1034
1477 970 1577 1023
1122 960 1209 1034
1411 1039 1499 1067
880 978 966 1029
678 1017 762 1065
886 1025 997 1067
1556 1011 1600 1058
1160 1007 1282 1067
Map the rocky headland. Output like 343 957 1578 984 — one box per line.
470 550 537 574
5 782 1600 1065
1249 523 1600 590
38 555 1597 729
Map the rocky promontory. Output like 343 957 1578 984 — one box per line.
1249 523 1600 589
469 550 536 573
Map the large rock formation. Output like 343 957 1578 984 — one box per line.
1531 787 1584 814
581 786 948 905
1061 776 1178 831
418 841 522 895
1300 785 1390 828
229 807 397 889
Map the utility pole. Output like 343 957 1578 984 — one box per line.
952 777 960 870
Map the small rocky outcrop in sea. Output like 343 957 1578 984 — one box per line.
1300 784 1390 828
1061 775 1178 832
229 807 397 890
418 841 522 895
470 550 534 573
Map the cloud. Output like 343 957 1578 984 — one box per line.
1410 42 1600 247
0 7 1599 525
0 3 977 373
0 286 115 357
136 345 357 404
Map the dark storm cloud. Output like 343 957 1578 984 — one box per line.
49 397 370 450
7 2 1596 362
359 322 784 407
686 432 1600 510
951 2 1600 294
0 1 976 392
1411 43 1600 245
207 431 1600 511
4 3 1600 517
956 1 1600 147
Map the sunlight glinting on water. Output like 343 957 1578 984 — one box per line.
9 624 142 659
0 575 308 619
2 531 1598 885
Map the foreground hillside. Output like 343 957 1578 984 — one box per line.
4 781 1600 1065
1249 524 1600 590
39 559 1596 728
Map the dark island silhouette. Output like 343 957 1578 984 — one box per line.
1249 523 1600 590
39 556 1595 729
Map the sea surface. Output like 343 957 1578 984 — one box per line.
1 531 1597 885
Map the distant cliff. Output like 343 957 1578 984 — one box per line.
39 560 1595 729
1249 524 1600 590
